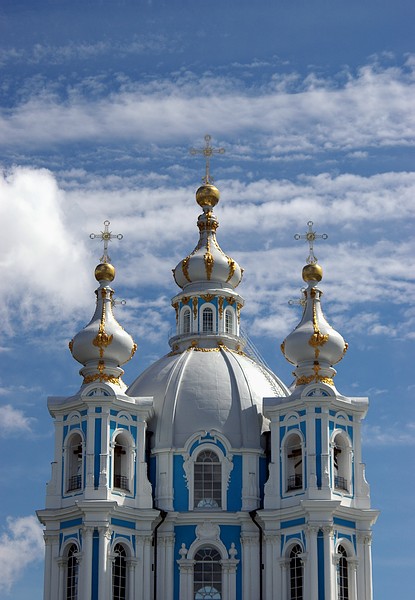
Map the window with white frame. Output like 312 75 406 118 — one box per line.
112 543 127 600
113 432 131 492
337 545 349 600
66 432 83 493
202 307 214 332
285 432 303 492
224 309 234 334
194 546 222 599
66 543 79 600
194 450 221 509
332 432 351 493
289 544 303 600
183 307 191 334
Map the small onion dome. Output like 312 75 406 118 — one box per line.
69 273 137 387
95 262 115 282
281 279 348 387
196 183 220 209
302 262 323 282
172 184 243 290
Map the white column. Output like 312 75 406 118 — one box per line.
127 558 138 599
241 533 257 599
306 525 319 600
142 535 153 600
356 532 366 598
264 533 280 599
280 559 288 599
85 409 96 495
57 557 65 600
81 526 94 599
364 532 373 600
323 526 334 600
158 532 175 599
177 553 193 600
43 533 55 600
98 526 111 600
348 559 359 600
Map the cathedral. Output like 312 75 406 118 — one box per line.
37 139 378 600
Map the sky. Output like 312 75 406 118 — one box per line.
0 0 414 597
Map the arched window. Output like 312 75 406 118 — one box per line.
202 307 214 332
289 544 303 600
183 308 191 334
225 309 233 334
112 544 127 600
337 545 349 600
113 433 131 492
67 433 83 492
194 546 222 599
285 433 303 492
66 544 79 600
194 450 221 509
333 433 350 492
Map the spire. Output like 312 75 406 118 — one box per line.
69 221 137 390
281 222 348 391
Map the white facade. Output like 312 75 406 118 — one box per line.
38 181 378 600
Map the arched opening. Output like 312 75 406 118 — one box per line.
333 433 350 492
202 307 214 333
289 544 303 600
194 546 222 599
112 543 127 600
183 307 191 334
224 309 234 334
285 433 303 492
66 543 79 600
194 449 221 509
66 432 83 493
337 544 349 600
113 432 131 492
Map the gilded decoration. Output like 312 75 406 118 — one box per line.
172 302 179 323
201 293 215 302
181 296 190 305
83 360 121 385
68 339 74 353
226 296 236 305
226 258 236 282
308 301 329 356
296 374 334 387
92 298 113 358
130 343 138 360
182 256 191 283
204 236 214 280
236 302 243 323
218 296 224 318
192 297 198 320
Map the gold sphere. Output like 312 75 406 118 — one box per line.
302 263 323 282
95 262 115 282
196 184 220 208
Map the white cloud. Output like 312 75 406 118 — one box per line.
0 515 44 593
362 422 415 446
0 405 35 437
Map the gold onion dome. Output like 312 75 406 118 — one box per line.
172 183 243 290
95 262 116 282
302 262 323 282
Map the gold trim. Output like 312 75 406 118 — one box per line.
201 293 215 302
130 343 138 360
226 297 236 305
192 297 198 320
92 296 113 358
68 339 74 353
226 258 236 282
181 296 190 305
172 301 179 323
296 374 334 387
236 302 243 324
182 257 191 283
218 297 224 318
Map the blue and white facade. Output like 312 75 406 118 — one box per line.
38 181 378 600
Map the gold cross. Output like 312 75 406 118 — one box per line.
90 220 123 263
190 134 225 184
294 221 328 265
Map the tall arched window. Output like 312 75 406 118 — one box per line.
194 546 222 599
225 309 233 334
285 433 303 492
66 544 79 600
113 433 130 492
67 433 83 492
112 544 127 600
337 545 349 600
194 450 221 509
289 544 303 600
183 308 191 334
333 433 350 492
202 307 214 332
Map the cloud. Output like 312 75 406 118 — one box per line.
0 405 35 437
362 422 415 446
0 515 44 593
0 59 414 154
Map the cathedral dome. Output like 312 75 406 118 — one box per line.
127 347 289 449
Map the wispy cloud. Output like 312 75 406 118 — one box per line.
0 515 44 593
0 405 35 437
363 422 415 446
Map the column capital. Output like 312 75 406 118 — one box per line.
357 531 372 545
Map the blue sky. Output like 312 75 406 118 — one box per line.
0 0 414 597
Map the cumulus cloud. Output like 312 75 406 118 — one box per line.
0 405 35 437
363 422 415 446
0 515 44 593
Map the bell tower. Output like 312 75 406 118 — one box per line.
261 222 378 599
37 221 158 600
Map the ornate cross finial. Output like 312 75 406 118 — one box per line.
190 134 225 184
90 220 123 263
288 289 307 307
294 221 328 265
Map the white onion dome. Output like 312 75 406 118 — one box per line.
69 262 137 389
173 184 243 290
127 346 289 449
281 262 348 390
